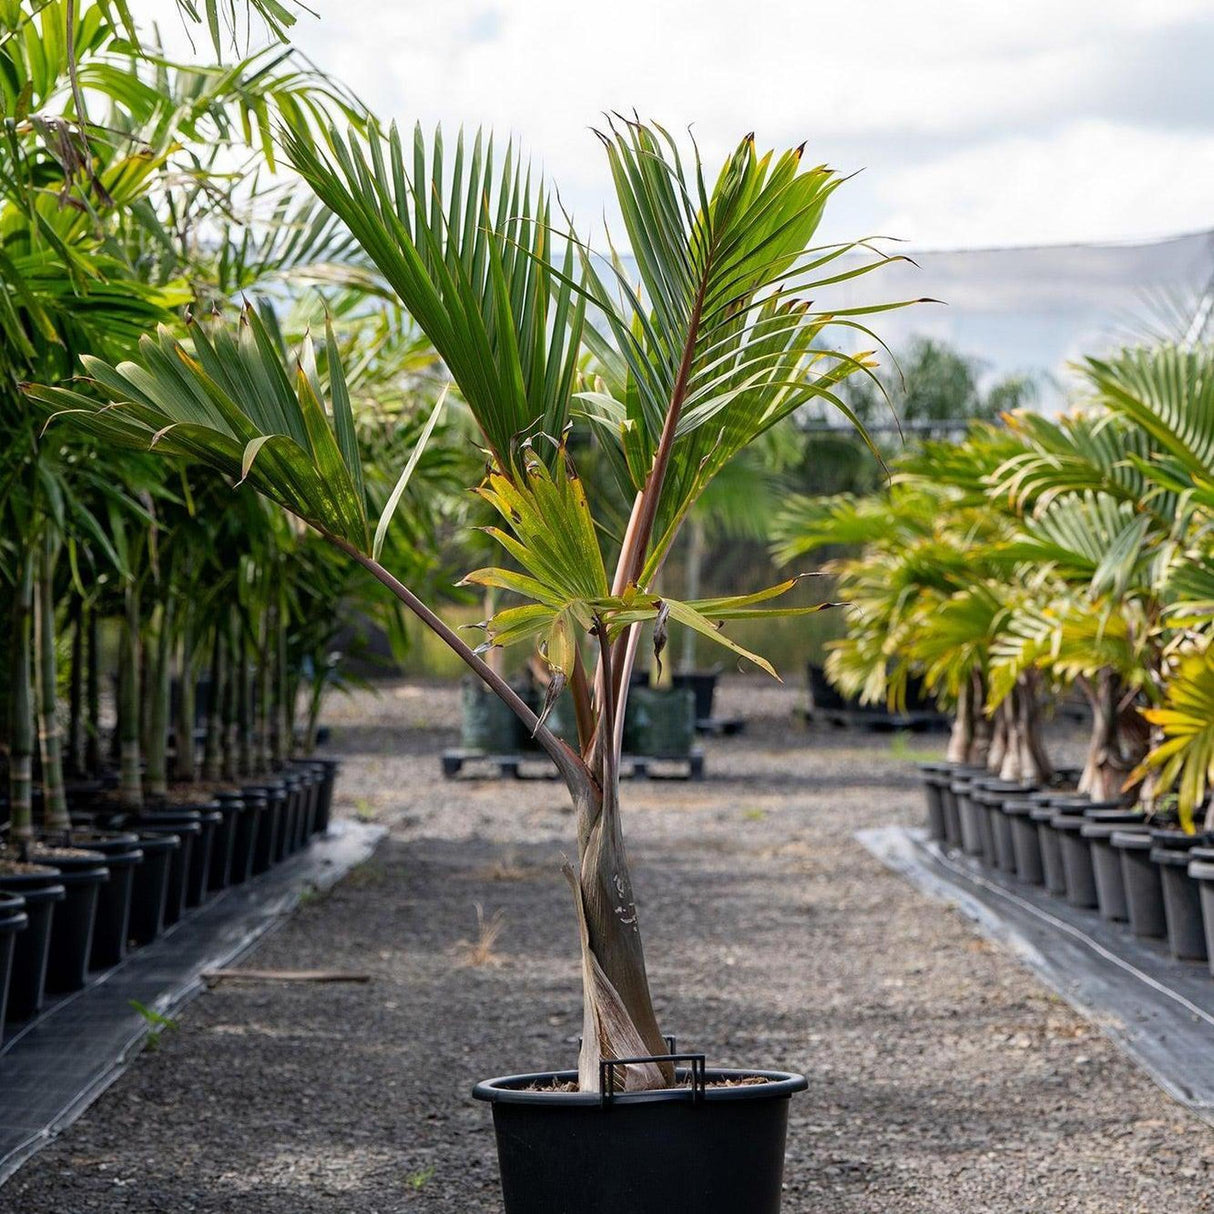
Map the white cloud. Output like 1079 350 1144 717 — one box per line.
134 0 1214 250
875 121 1214 247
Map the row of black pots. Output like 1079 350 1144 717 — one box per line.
918 761 1214 975
0 758 340 1037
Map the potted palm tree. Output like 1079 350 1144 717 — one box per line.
33 114 910 1210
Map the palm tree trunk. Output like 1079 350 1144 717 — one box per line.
988 700 1009 775
203 627 224 782
1081 671 1126 801
176 622 197 784
221 616 238 782
1021 671 1053 783
966 671 992 767
117 583 143 810
236 625 252 777
8 549 35 846
269 594 287 769
572 661 670 1091
85 602 101 774
255 595 271 775
145 595 173 799
67 592 84 777
946 675 973 764
35 535 69 834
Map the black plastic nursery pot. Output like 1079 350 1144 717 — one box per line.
216 794 257 885
940 766 987 852
1051 813 1100 907
284 766 315 842
126 831 182 942
274 776 298 856
1051 809 1142 910
1113 830 1168 939
1030 805 1068 896
972 782 1036 873
134 816 196 925
35 855 109 996
293 763 323 838
955 780 987 858
943 779 971 852
1153 845 1208 961
1004 801 1044 885
473 1066 808 1214
0 892 29 1029
244 790 275 873
72 832 144 970
462 676 528 753
136 802 216 913
289 772 313 849
245 786 284 871
1186 849 1214 978
290 775 311 852
0 873 64 1021
623 687 697 759
274 782 295 861
915 762 949 842
1083 822 1147 923
208 798 242 891
311 759 340 834
672 670 718 722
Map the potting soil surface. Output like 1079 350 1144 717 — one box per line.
4 676 1213 1213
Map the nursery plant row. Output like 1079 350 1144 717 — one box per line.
773 342 1214 836
917 763 1214 971
0 754 341 1038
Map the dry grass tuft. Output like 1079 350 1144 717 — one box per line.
469 849 542 882
453 904 507 967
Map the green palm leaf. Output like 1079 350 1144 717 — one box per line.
279 118 584 471
27 307 406 554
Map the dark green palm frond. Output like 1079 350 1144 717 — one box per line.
1000 492 1157 596
571 119 920 578
991 409 1176 522
279 118 585 471
27 307 380 552
1084 344 1214 480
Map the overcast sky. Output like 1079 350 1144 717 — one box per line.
135 0 1214 253
234 0 1214 253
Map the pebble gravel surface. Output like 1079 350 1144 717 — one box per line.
4 677 1213 1213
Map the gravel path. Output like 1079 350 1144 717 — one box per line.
5 677 1213 1213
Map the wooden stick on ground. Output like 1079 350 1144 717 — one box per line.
202 969 372 987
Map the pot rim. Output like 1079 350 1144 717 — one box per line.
0 877 66 901
473 1067 808 1107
